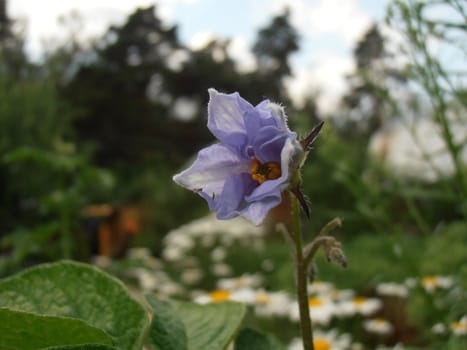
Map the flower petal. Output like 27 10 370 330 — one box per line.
241 194 282 225
216 173 257 220
260 102 291 133
207 88 252 143
252 126 289 163
173 143 250 208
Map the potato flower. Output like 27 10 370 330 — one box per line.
173 88 306 225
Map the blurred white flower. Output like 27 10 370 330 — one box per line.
404 277 417 289
288 329 351 350
309 281 335 295
375 344 405 350
129 268 158 291
211 263 233 277
211 247 227 262
217 274 263 290
329 289 355 302
163 214 264 261
336 296 382 317
254 290 292 318
194 288 256 304
158 281 184 297
421 275 454 293
290 296 336 326
376 282 409 298
127 247 152 260
431 323 446 334
451 316 467 336
92 255 112 268
162 246 184 261
363 318 394 335
180 268 203 285
194 289 231 304
261 258 275 271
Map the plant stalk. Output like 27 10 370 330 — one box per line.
290 192 314 350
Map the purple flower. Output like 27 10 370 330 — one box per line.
173 89 304 225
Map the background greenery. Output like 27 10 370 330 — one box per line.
0 0 465 348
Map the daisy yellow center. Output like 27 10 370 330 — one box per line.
451 320 466 331
373 318 387 324
209 289 230 302
422 276 437 287
353 296 368 305
313 338 331 350
255 292 270 305
308 297 323 307
250 157 281 184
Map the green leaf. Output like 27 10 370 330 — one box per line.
234 328 286 350
41 345 119 350
0 308 112 350
170 300 246 350
0 261 149 350
145 295 187 350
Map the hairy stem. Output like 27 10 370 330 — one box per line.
290 192 314 350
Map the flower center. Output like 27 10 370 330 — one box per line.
308 297 324 307
353 296 368 305
313 338 331 350
250 157 281 184
209 289 230 302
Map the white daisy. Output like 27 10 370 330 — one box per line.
376 282 409 298
288 330 351 350
363 318 394 335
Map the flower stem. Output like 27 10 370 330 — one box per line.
290 192 314 350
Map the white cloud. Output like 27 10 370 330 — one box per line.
285 51 354 114
8 0 200 59
187 31 217 50
271 0 372 44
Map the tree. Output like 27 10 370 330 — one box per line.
0 0 28 78
252 8 300 102
337 24 407 138
64 5 211 166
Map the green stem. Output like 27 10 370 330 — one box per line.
290 192 314 350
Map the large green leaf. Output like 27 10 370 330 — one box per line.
0 261 149 350
0 308 113 350
234 328 286 350
170 300 246 350
41 345 119 350
145 295 187 350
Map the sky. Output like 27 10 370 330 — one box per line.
9 0 391 113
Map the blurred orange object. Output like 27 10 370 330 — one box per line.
81 204 142 258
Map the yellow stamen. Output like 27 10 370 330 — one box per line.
250 157 281 184
209 289 230 302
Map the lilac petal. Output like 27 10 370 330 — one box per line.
207 88 252 143
216 173 256 220
241 194 282 225
258 102 290 132
252 126 289 163
173 143 250 208
246 138 303 202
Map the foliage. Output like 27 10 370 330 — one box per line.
0 46 115 275
0 1 466 349
386 0 467 208
0 261 248 350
